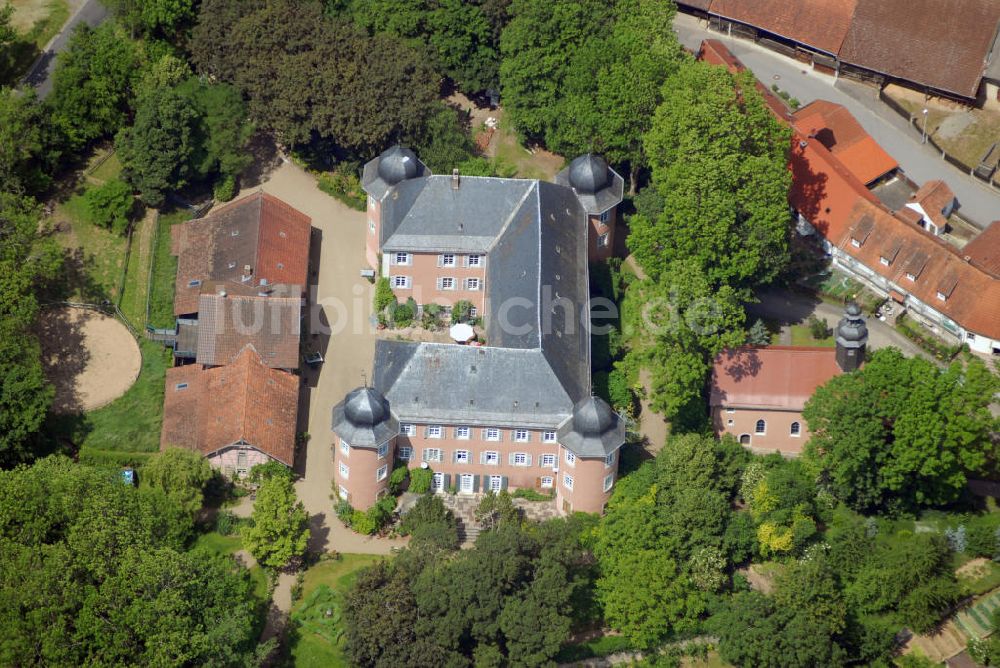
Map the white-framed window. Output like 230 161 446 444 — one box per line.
603 474 614 492
376 464 388 481
466 254 482 267
755 419 766 435
340 440 350 457
368 219 376 233
464 277 481 291
790 422 801 437
439 253 456 267
393 252 411 266
432 472 445 491
597 232 610 248
725 407 735 414
460 473 475 493
339 462 349 479
599 209 610 223
398 446 412 460
484 428 501 441
540 453 556 468
851 237 861 248
511 452 531 466
392 275 411 288
727 419 734 426
400 423 416 437
470 306 478 317
605 451 616 467
880 256 890 266
489 475 503 492
377 442 389 459
540 476 554 488
455 426 471 440
437 277 455 290
542 431 557 443
905 272 916 282
454 449 470 464
564 450 576 466
482 451 499 466
368 195 376 209
425 425 443 439
513 429 529 442
563 474 574 490
936 291 947 302
967 332 977 342
339 485 350 501
422 448 442 463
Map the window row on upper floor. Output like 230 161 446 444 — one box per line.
390 252 483 268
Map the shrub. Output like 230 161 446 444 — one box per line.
606 367 635 415
511 487 553 502
213 175 236 202
316 167 366 211
350 510 377 535
247 460 293 484
374 277 396 325
409 467 434 494
808 315 829 339
422 303 443 330
388 465 409 494
452 299 475 324
335 498 354 525
85 179 133 234
392 301 414 327
215 510 241 536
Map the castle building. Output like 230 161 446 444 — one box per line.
334 149 626 513
709 304 868 456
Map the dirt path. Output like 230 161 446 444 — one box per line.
637 368 669 455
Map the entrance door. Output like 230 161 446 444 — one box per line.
236 450 248 476
489 475 502 492
739 434 751 445
432 472 445 492
460 474 474 493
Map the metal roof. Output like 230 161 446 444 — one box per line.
555 155 625 215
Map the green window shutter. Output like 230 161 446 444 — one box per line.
473 475 480 492
500 476 509 490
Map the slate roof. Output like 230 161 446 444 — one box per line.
172 192 311 315
555 155 625 215
556 396 626 458
708 0 857 55
160 346 298 465
839 0 1000 98
195 292 301 369
962 221 1000 278
361 146 430 201
792 100 898 186
710 346 843 410
331 387 399 449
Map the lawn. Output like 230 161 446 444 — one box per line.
147 209 192 329
289 554 384 667
682 652 733 667
789 324 835 347
490 116 563 181
54 192 128 303
3 0 69 84
192 531 270 603
88 152 122 184
45 338 171 466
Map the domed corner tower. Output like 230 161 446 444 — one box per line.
555 154 625 262
360 146 430 269
331 386 400 509
554 396 626 514
835 302 869 372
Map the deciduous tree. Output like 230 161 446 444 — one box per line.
243 474 310 570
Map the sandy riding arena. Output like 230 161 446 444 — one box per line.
37 307 142 414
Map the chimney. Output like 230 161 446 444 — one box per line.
451 168 460 190
835 302 868 372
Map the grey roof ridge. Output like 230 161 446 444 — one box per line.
484 180 538 254
534 184 543 349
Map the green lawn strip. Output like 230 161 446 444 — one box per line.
789 324 835 347
74 339 170 455
118 213 154 327
289 554 384 667
147 209 191 329
57 194 127 302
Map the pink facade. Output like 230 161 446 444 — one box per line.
208 444 274 477
711 407 809 456
365 196 381 269
334 437 396 509
555 449 617 514
385 251 486 313
587 209 617 262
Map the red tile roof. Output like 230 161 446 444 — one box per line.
172 192 311 316
839 0 1000 98
160 346 299 465
792 100 898 186
708 0 857 55
962 221 1000 278
710 346 843 410
195 292 301 369
909 179 955 231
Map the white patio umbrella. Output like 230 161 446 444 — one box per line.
449 322 475 343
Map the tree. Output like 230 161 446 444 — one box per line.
0 4 16 82
141 448 213 521
102 0 196 37
0 88 59 194
116 85 198 207
628 61 791 292
83 179 133 234
175 77 253 182
243 474 310 570
747 319 770 345
475 489 519 531
0 193 60 465
49 23 142 150
804 348 999 512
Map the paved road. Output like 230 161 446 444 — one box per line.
674 13 1000 230
21 0 108 99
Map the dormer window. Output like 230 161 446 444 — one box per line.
905 272 916 282
851 237 861 248
936 292 947 302
879 256 890 266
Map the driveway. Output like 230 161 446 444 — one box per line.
232 160 406 556
673 13 1000 230
748 287 930 361
21 0 108 98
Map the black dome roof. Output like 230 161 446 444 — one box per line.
344 387 390 427
837 303 868 342
376 146 419 185
572 396 615 435
567 154 611 194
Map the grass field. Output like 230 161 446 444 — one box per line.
3 0 70 84
88 153 122 185
54 192 128 303
147 209 191 329
289 554 384 667
192 531 271 603
789 324 835 347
